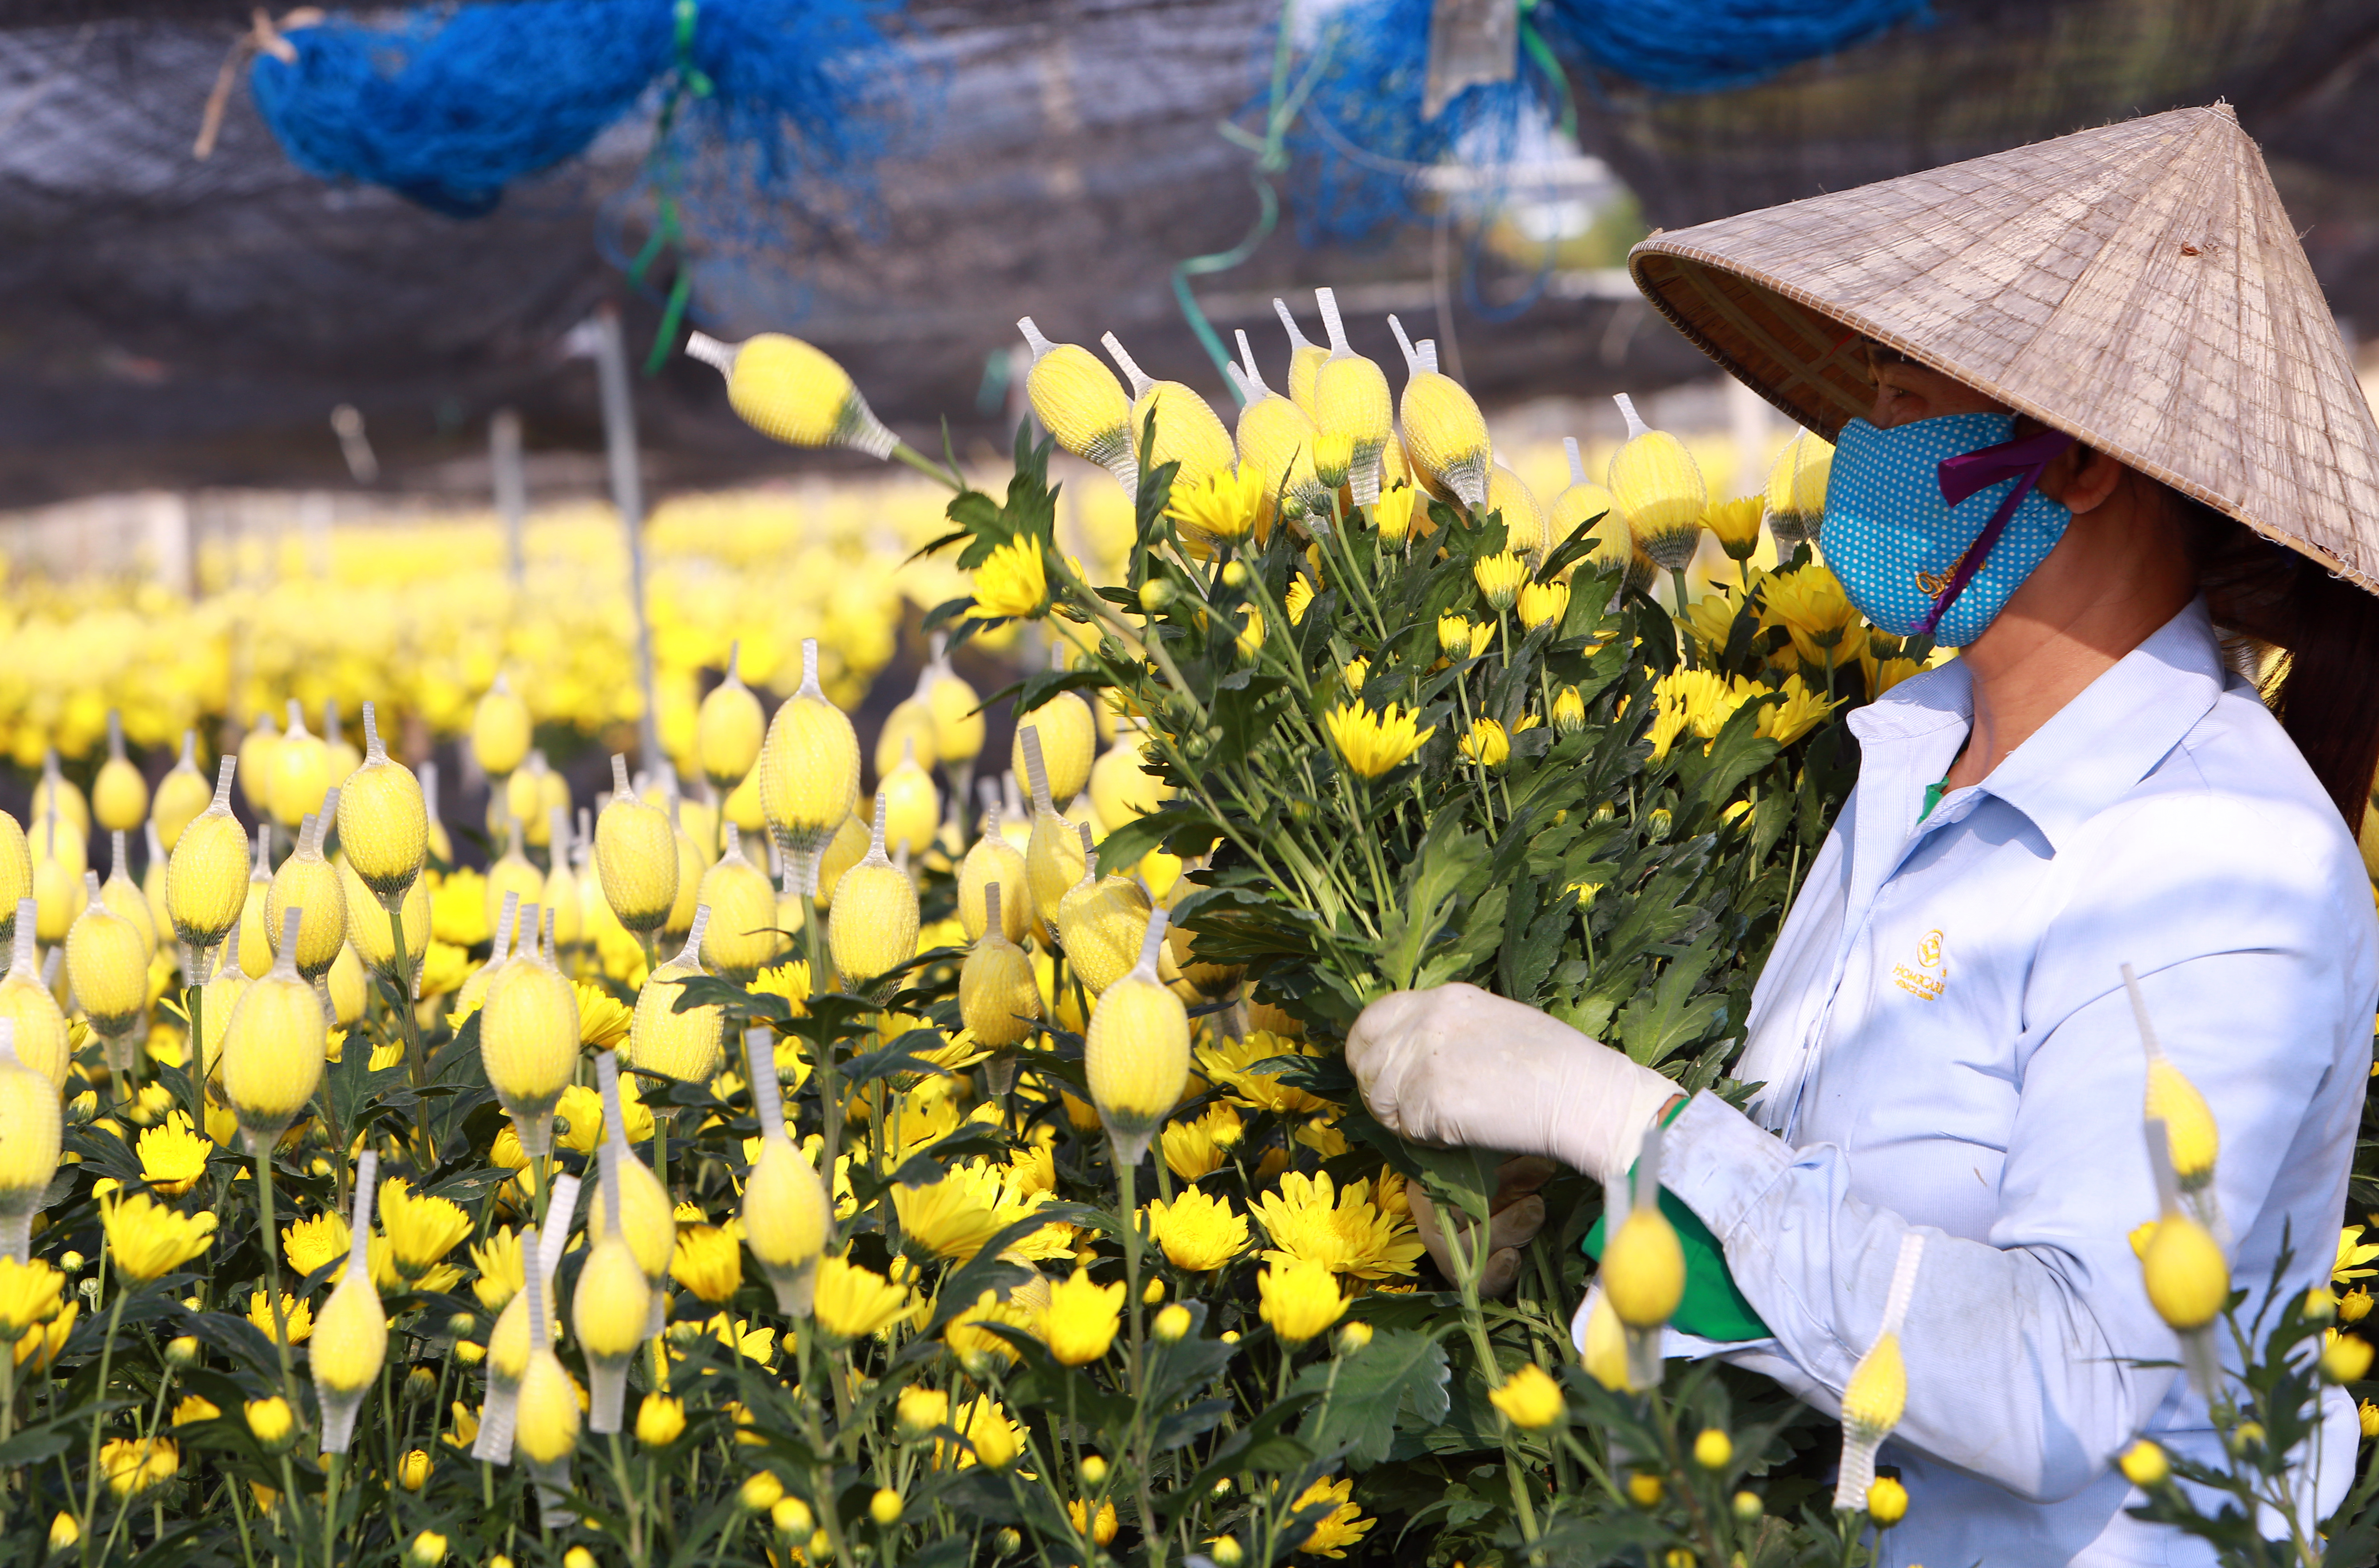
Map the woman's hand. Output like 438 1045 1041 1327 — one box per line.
1345 983 1681 1186
1407 1155 1558 1297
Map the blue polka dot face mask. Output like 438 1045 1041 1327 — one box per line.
1821 412 2078 649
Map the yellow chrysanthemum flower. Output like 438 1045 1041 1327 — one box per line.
1323 702 1435 780
1257 1257 1346 1343
1489 1362 1566 1429
135 1112 211 1197
1142 1188 1252 1271
1251 1171 1423 1280
246 1289 313 1346
1284 577 1315 626
1459 718 1510 770
101 1191 215 1282
1755 675 1837 747
2337 1226 2379 1287
969 536 1051 622
1161 1101 1245 1180
1197 1033 1329 1115
573 982 632 1049
1762 563 1867 668
1472 552 1527 612
282 1211 352 1280
671 1224 743 1305
1166 465 1265 544
1040 1268 1124 1366
811 1253 916 1344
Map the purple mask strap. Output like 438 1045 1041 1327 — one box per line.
1917 429 2078 638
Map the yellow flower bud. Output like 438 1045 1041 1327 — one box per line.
759 641 861 883
1154 1303 1192 1342
688 332 898 459
2141 1212 2228 1331
471 677 531 780
595 755 678 936
1089 731 1170 832
0 1022 63 1251
636 1393 686 1449
513 1348 579 1465
338 705 427 901
1011 696 1096 810
93 714 147 834
1608 395 1708 570
960 889 1039 1049
1056 829 1152 996
245 1395 296 1449
957 824 1028 944
2323 1330 2375 1384
2146 1057 2219 1188
313 1173 388 1422
0 911 66 1091
264 802 347 981
1487 1362 1566 1430
695 826 782 980
698 644 766 790
1694 1428 1733 1469
1254 1257 1343 1345
1100 333 1236 501
2118 1438 2168 1488
1866 1476 1908 1526
1840 1331 1907 1437
1515 578 1570 633
572 1230 653 1361
268 701 329 832
1473 551 1528 613
1306 290 1392 504
396 1449 430 1493
627 912 726 1086
827 796 920 991
1385 317 1490 508
869 1487 904 1526
1084 913 1190 1166
1017 317 1138 489
880 740 940 859
481 926 579 1155
219 907 328 1148
166 760 248 949
738 1471 785 1513
66 873 148 1036
1601 1206 1685 1329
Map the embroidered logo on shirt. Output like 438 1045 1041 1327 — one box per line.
1893 929 1947 1000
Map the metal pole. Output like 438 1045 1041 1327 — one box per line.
491 408 527 589
591 305 666 775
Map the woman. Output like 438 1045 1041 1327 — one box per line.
1348 105 2379 1565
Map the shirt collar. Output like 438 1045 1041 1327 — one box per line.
1851 598 2225 855
1972 598 2224 851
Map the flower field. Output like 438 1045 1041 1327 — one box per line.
0 309 2373 1568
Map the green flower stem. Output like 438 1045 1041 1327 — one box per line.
321 1452 341 1568
250 1149 300 1411
795 1334 852 1566
608 1430 647 1566
888 442 965 491
226 1473 258 1568
1441 1190 1539 1547
800 911 843 1244
1115 1157 1166 1568
384 895 435 1164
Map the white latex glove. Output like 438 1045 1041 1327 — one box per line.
1346 983 1681 1188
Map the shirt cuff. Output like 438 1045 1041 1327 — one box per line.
1662 1092 1797 1248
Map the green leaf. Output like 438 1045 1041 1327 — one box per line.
1294 1327 1451 1467
1612 934 1730 1069
1380 815 1483 993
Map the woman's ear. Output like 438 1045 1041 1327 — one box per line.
2040 443 2125 516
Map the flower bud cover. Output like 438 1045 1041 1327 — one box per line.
340 704 428 899
696 642 766 787
1608 394 1708 570
1010 693 1095 809
741 1029 829 1314
1100 333 1234 500
31 813 83 945
167 760 247 948
688 332 898 459
1487 463 1550 560
1308 289 1393 505
1018 729 1088 931
313 1152 388 1452
828 795 920 989
758 641 861 889
697 825 781 979
1225 332 1325 519
595 755 678 935
626 908 725 1084
198 922 248 1081
472 676 531 779
577 1121 654 1433
476 1180 576 1467
660 803 708 945
265 800 348 981
234 825 272 978
102 832 156 960
0 1022 61 1260
1056 827 1151 995
880 739 940 859
1089 730 1168 833
481 913 578 1156
93 713 148 833
587 1052 674 1286
220 907 328 1150
510 1222 581 1465
33 753 88 843
152 733 210 852
67 870 147 1064
1832 1231 1925 1510
0 904 67 1088
1084 911 1190 1167
958 808 1029 943
268 700 329 831
1273 297 1329 417
923 641 985 764
237 715 278 815
1386 315 1490 507
960 885 1040 1048
1019 317 1138 490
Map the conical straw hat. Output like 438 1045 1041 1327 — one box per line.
1628 104 2379 594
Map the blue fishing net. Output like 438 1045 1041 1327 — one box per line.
248 0 908 221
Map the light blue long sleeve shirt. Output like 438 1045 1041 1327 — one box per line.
1614 601 2377 1566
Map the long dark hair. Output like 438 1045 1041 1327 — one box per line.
2189 499 2379 827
